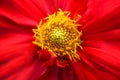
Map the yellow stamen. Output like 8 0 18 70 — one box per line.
33 9 82 61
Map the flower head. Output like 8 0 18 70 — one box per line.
0 0 120 80
33 9 82 63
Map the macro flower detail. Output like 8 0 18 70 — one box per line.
0 0 120 80
33 9 82 64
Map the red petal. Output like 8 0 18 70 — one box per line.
0 56 31 79
62 67 77 80
80 0 98 24
0 1 38 27
82 0 120 34
39 66 59 80
71 55 119 80
83 41 120 66
68 0 88 14
0 16 35 34
0 33 35 78
83 29 120 41
0 0 49 27
4 61 47 80
80 45 120 79
70 60 97 80
57 0 72 11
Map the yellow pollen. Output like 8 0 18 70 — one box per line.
33 9 82 61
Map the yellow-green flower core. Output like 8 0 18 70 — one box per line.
33 9 82 61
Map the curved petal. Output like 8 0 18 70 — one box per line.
77 43 120 80
0 0 77 30
83 29 120 41
0 0 52 29
84 42 120 66
0 56 32 79
0 15 35 34
3 61 47 80
0 33 36 78
71 58 119 80
81 1 120 78
82 0 120 34
80 0 98 24
0 0 38 28
71 60 97 80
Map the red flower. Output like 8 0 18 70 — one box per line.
0 0 120 80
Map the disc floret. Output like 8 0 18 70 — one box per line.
33 9 82 61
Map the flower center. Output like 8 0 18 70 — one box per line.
50 28 65 45
33 9 82 62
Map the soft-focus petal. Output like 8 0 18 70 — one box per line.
82 41 120 67
62 67 77 80
71 58 119 80
80 0 98 24
71 60 97 80
39 65 77 80
0 0 38 27
82 0 120 33
4 61 47 80
71 48 120 80
82 46 120 79
68 0 88 14
0 0 120 80
0 0 51 28
83 29 120 41
0 15 35 34
39 65 59 80
0 33 35 78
